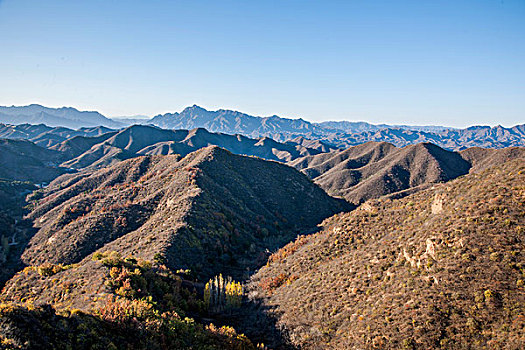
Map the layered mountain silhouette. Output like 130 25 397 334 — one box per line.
290 141 525 204
251 158 525 349
2 122 524 209
148 106 525 150
0 123 115 148
3 104 524 151
0 105 122 129
0 139 67 183
321 124 525 150
50 125 329 169
316 120 452 133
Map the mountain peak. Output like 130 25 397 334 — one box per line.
183 104 208 113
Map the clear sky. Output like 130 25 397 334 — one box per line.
0 0 523 127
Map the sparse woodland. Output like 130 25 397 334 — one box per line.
251 159 525 349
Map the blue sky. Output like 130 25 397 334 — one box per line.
0 0 523 127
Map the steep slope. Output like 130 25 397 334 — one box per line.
459 146 525 173
1 147 349 311
290 142 525 205
0 301 255 350
250 159 525 349
49 131 119 160
0 139 67 183
0 105 122 129
289 142 472 204
21 146 348 274
0 251 256 349
0 180 36 285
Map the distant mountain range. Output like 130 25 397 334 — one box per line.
1 104 523 151
316 120 453 133
0 105 123 129
1 122 523 207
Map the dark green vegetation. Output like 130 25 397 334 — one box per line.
251 159 525 349
0 180 37 286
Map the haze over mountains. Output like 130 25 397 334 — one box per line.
1 104 524 151
1 121 523 207
0 105 122 129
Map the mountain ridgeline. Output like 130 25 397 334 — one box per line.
290 141 525 204
2 104 524 151
2 146 349 309
0 105 122 129
250 159 525 349
0 104 524 349
149 105 525 150
1 123 524 208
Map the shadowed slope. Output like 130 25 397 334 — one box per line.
0 139 66 183
2 146 349 311
290 142 472 204
290 142 525 205
58 125 326 169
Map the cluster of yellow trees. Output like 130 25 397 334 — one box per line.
204 274 243 312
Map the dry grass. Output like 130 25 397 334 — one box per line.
251 159 525 349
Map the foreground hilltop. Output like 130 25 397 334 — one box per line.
251 159 525 349
2 146 348 310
